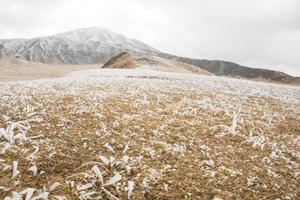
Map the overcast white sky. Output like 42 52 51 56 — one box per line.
0 0 299 76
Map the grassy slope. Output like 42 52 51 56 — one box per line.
0 69 299 199
0 57 100 82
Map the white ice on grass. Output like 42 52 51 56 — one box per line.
99 155 110 165
4 192 21 200
0 143 11 155
229 108 241 134
27 145 39 161
28 164 38 176
246 177 257 186
103 173 122 186
203 159 215 167
142 165 172 189
49 182 60 192
155 141 186 155
1 68 299 199
0 186 9 192
3 68 299 104
79 191 97 200
54 196 67 200
4 189 48 200
246 129 268 150
12 161 19 179
219 166 243 176
91 165 104 185
103 143 114 153
163 184 168 192
76 183 93 191
123 145 129 154
126 181 134 199
122 155 129 164
0 121 30 145
20 188 35 200
213 196 223 200
30 192 49 200
267 167 279 178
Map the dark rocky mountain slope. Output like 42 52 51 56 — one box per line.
157 52 300 84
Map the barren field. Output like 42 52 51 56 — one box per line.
0 69 299 199
0 58 100 82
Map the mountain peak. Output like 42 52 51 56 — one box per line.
53 27 117 42
0 27 158 64
65 26 111 33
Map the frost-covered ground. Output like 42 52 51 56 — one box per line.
0 69 299 200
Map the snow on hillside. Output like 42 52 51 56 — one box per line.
0 69 299 199
0 27 158 64
54 27 157 52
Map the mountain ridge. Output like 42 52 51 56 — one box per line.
156 52 300 84
103 52 212 75
0 27 299 84
0 27 158 65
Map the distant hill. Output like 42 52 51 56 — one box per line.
157 52 300 84
0 56 98 82
103 52 211 75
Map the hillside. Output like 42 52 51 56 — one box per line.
0 56 99 82
0 69 299 199
103 52 211 75
157 52 300 84
0 27 157 65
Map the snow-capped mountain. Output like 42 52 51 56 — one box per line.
0 27 158 64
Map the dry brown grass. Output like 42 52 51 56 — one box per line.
102 52 212 75
0 57 100 82
0 70 299 199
